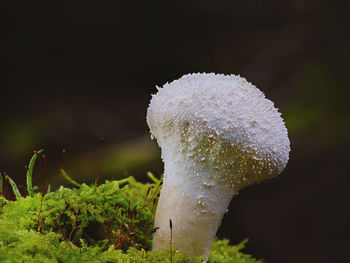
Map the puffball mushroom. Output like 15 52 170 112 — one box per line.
147 73 290 259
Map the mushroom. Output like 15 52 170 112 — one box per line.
147 73 290 259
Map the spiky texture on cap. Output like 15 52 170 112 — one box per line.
147 73 290 190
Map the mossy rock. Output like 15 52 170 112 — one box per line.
0 173 263 262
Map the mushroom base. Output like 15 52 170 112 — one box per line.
152 164 235 260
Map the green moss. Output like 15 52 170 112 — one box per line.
0 167 263 262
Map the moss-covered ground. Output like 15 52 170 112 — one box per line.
0 152 263 262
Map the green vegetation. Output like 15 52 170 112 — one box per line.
0 151 263 262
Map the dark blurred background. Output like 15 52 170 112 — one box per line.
3 0 350 262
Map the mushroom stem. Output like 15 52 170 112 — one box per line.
152 153 235 259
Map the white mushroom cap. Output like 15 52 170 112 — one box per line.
147 73 290 190
147 73 290 259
